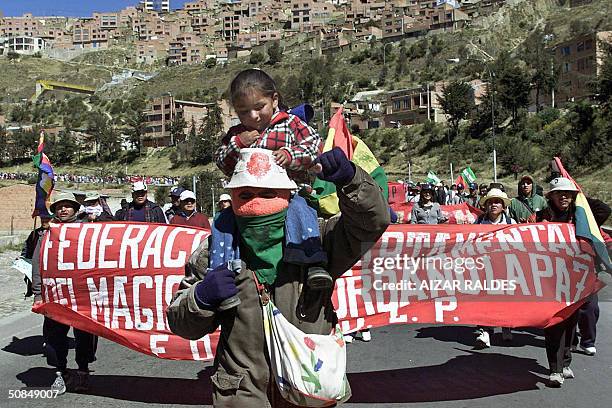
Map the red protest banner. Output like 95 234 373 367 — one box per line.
391 202 483 224
32 222 218 361
33 222 602 361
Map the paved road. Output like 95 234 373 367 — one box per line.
0 275 610 408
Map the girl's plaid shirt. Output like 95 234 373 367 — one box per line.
215 111 322 184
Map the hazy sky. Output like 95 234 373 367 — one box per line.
1 1 189 17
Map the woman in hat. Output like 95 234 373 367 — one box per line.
536 177 610 387
474 188 516 225
472 188 515 348
217 193 232 213
410 183 447 224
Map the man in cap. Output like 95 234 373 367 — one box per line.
466 183 479 207
166 186 186 222
114 181 167 223
79 191 113 222
167 147 389 406
170 190 211 229
31 192 98 394
509 175 547 223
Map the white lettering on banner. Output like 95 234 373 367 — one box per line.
155 275 165 331
54 277 69 307
482 255 505 295
450 233 478 258
43 278 58 303
405 232 430 259
555 257 571 304
134 276 154 331
164 275 183 331
530 253 553 297
572 260 590 303
119 225 148 269
425 232 451 257
495 227 527 252
150 335 169 356
58 224 80 270
190 336 214 360
190 231 208 253
112 276 134 329
42 234 52 271
87 277 110 328
519 225 546 252
505 254 531 296
99 224 124 269
77 224 101 270
435 296 457 322
140 226 167 268
164 228 191 268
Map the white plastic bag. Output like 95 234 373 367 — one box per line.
262 300 350 407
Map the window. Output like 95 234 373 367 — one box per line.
403 98 410 109
563 62 571 72
561 46 570 56
393 100 401 110
577 41 584 52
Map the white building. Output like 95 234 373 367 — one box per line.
7 36 47 55
140 0 171 12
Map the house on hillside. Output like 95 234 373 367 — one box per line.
541 31 612 107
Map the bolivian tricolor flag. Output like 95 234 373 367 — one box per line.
313 107 388 216
554 157 611 270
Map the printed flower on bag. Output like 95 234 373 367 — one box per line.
303 337 316 351
335 337 345 348
314 358 323 372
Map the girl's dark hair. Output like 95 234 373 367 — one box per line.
229 69 283 107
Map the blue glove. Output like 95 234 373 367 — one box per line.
194 264 238 309
314 147 356 186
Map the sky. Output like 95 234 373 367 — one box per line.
0 1 189 17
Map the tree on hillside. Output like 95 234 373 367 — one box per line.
395 44 408 78
522 29 557 110
267 41 282 65
87 111 109 160
52 130 78 164
439 81 475 142
168 115 187 146
592 44 612 107
191 104 222 165
126 109 147 153
493 53 531 122
249 52 265 65
0 126 7 164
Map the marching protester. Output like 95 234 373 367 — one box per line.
78 191 114 222
114 181 167 223
466 182 479 207
215 68 332 289
169 190 211 229
405 182 420 203
435 182 447 205
167 147 390 406
20 215 52 298
31 193 98 394
165 186 186 222
473 188 516 348
535 177 610 387
411 183 447 224
509 175 548 223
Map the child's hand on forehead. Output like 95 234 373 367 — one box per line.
238 130 260 146
272 150 291 167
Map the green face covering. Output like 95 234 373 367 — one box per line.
235 209 287 285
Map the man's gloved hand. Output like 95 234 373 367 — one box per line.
194 264 238 310
313 147 356 186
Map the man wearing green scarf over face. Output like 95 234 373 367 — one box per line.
167 147 390 407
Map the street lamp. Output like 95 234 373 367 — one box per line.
382 42 393 66
447 57 497 182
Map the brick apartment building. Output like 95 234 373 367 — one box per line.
544 31 612 107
